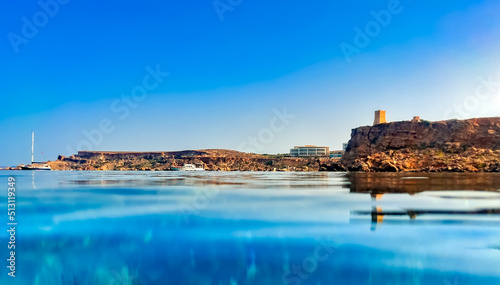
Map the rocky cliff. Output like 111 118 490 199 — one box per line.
341 117 500 172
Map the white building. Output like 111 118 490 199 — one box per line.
342 143 348 151
290 145 330 157
330 151 343 158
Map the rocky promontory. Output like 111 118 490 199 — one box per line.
341 117 500 172
10 118 499 172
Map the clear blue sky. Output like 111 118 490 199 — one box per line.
1 0 499 166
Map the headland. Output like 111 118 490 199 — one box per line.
4 116 499 172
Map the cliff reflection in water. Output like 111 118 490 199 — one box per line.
347 173 500 231
346 172 500 194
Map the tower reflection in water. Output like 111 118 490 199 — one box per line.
347 172 500 230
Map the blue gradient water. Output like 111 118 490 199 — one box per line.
1 171 499 284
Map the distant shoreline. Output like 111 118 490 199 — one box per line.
5 117 499 173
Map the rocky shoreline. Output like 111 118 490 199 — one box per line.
42 150 344 172
4 117 499 172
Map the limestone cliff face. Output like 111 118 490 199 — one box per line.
341 117 500 172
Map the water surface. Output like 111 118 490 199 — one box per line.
1 171 499 284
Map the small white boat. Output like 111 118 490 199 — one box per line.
20 131 51 171
20 163 51 170
182 163 205 171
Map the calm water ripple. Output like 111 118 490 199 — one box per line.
1 171 499 285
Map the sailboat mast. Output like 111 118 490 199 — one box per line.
31 131 34 164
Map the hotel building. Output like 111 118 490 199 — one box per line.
290 145 330 157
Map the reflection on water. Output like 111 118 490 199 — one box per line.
347 172 500 193
0 171 499 284
347 173 500 232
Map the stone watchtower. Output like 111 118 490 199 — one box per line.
373 110 386 125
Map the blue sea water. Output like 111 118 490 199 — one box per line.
0 171 499 285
